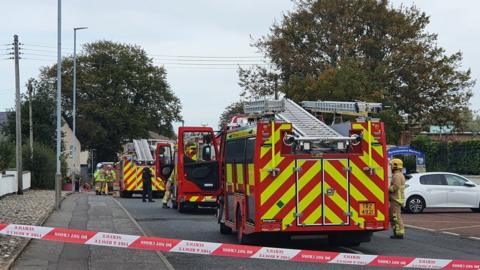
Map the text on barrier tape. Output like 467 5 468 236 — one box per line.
0 223 479 269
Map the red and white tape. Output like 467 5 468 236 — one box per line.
0 223 479 269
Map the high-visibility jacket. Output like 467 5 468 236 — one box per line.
104 170 116 182
94 170 105 182
389 171 406 204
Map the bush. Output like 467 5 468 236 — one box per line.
23 143 56 189
411 136 480 174
0 140 15 171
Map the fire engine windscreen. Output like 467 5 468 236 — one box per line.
182 132 219 191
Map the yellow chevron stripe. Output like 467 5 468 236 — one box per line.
358 154 384 180
262 185 295 220
236 164 244 185
190 196 199 202
260 161 295 205
352 124 383 157
283 207 296 230
323 180 347 224
260 151 285 183
351 162 384 203
247 164 254 196
260 146 270 159
298 161 321 214
300 169 323 225
323 201 343 224
226 164 233 184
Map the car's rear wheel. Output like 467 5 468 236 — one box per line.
471 202 480 213
407 195 425 213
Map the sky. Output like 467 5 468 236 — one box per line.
0 0 479 133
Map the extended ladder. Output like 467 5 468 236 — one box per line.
133 139 154 163
301 100 382 117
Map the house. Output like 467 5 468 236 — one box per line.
62 118 89 177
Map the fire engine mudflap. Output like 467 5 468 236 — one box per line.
218 98 389 246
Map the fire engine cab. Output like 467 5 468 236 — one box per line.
217 98 389 246
156 127 221 212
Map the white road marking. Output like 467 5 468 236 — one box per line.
405 224 435 232
469 237 480 241
442 232 460 237
439 224 480 231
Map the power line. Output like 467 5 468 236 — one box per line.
150 54 263 59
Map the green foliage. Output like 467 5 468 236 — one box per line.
239 0 474 143
218 101 244 129
411 136 480 174
31 41 182 161
0 140 15 171
23 143 57 189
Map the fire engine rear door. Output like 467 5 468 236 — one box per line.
322 159 350 225
296 159 323 226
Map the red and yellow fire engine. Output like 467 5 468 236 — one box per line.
217 98 389 246
156 127 221 212
118 139 166 198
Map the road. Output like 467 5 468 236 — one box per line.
117 196 480 270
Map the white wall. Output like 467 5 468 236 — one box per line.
0 171 31 197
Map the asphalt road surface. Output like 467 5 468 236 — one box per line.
117 196 480 270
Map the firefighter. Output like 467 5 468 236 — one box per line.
142 167 155 202
162 166 176 208
185 143 197 161
103 165 116 195
94 164 105 195
389 158 406 239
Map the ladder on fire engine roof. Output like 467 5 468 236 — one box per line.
276 98 344 139
133 139 154 163
301 100 382 117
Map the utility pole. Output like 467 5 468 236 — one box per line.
28 79 34 160
55 0 62 210
14 35 23 195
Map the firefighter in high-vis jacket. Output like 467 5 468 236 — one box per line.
94 164 105 195
162 166 176 208
103 165 116 195
389 158 406 239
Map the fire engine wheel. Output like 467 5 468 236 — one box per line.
120 191 132 198
236 209 246 244
220 223 232 235
178 202 188 213
171 200 178 209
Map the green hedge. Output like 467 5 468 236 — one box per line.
23 143 57 189
411 135 480 174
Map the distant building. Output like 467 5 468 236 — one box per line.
62 118 89 176
420 125 480 142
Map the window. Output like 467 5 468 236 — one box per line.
419 174 446 185
225 139 245 163
158 146 172 166
245 138 256 163
445 175 466 186
183 131 217 163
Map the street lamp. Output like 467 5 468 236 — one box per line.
55 0 62 210
72 26 87 192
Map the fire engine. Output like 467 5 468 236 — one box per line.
217 98 389 246
156 127 221 212
118 139 166 198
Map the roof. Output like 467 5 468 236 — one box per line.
148 131 173 141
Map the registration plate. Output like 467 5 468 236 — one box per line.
359 202 376 216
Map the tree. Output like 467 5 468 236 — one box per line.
239 0 474 143
2 79 56 149
218 101 244 128
35 41 182 161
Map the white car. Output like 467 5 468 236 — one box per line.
403 172 480 213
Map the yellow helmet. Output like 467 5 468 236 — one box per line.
390 158 403 170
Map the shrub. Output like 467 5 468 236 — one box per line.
23 143 56 189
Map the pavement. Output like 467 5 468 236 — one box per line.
0 190 68 269
117 196 480 270
11 193 170 270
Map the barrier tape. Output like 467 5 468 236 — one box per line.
0 223 479 269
